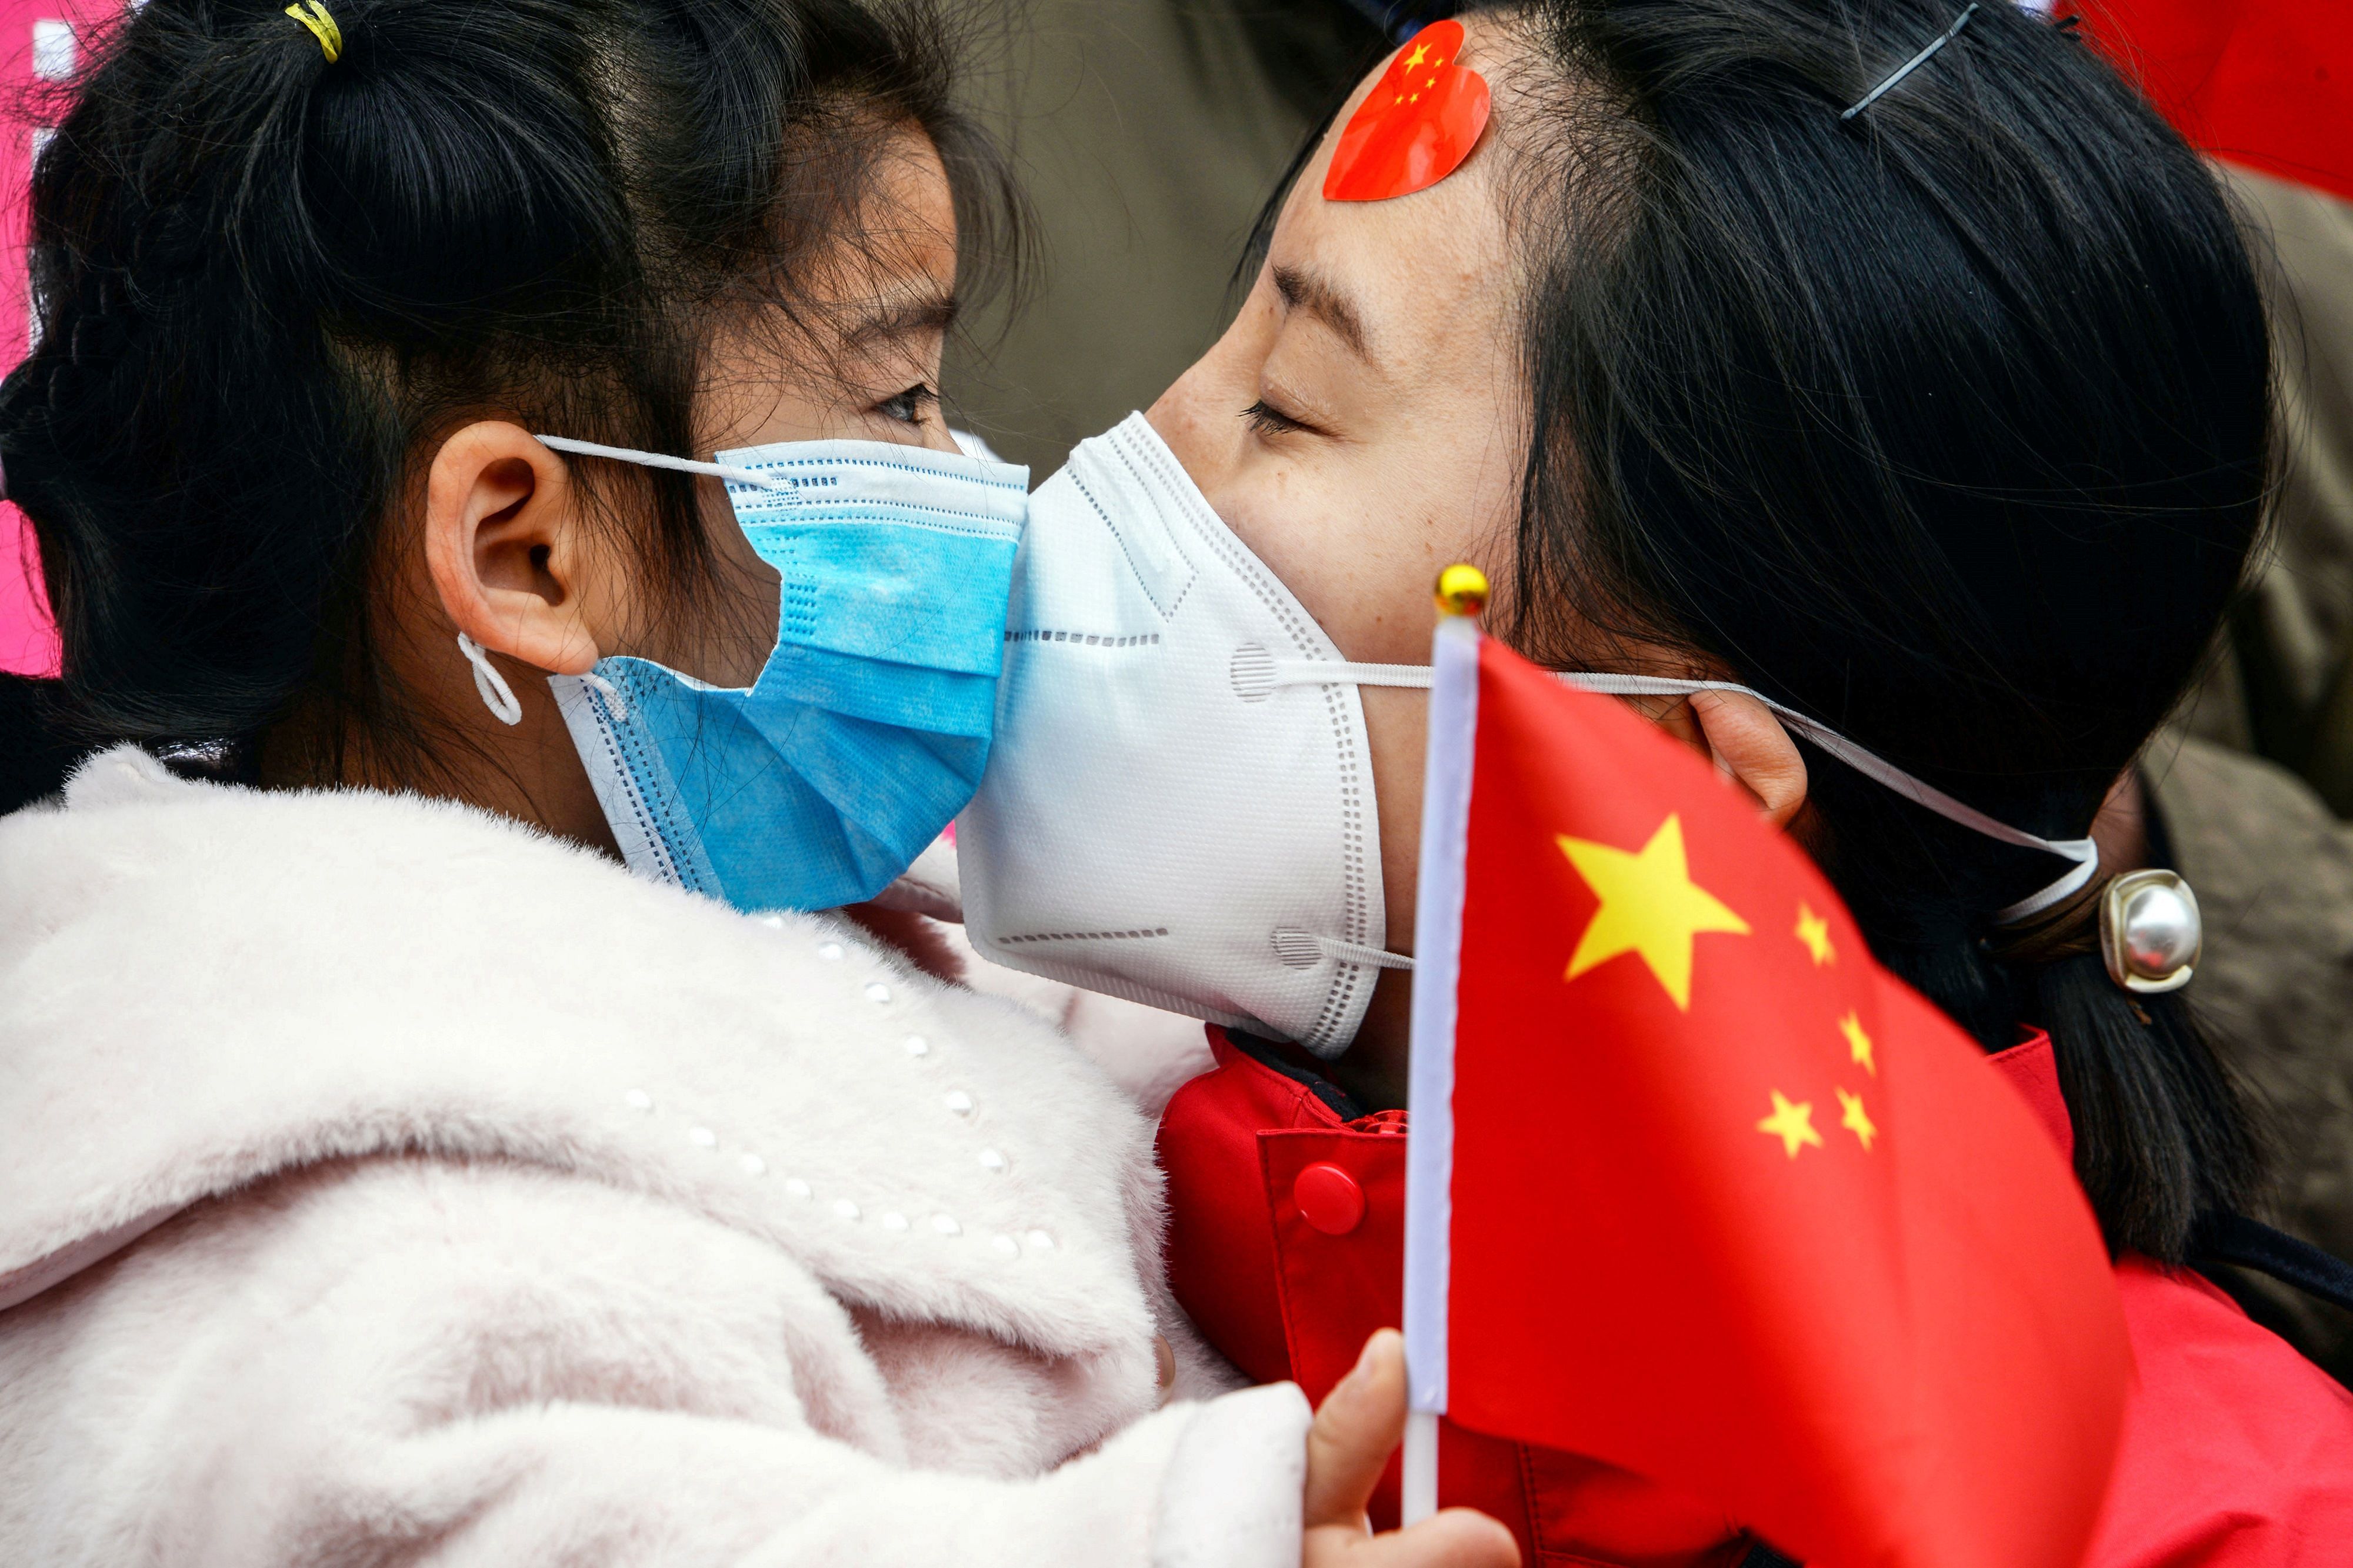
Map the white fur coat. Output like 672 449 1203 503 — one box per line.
0 748 1308 1567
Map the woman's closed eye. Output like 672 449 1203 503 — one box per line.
876 382 938 425
1242 397 1325 440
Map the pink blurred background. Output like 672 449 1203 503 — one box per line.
0 1 108 677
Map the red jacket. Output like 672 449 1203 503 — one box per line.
1158 1027 2353 1567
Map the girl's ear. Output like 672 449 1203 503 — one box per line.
1687 688 1808 828
423 422 602 676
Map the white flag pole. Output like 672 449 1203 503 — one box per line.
1401 578 1485 1526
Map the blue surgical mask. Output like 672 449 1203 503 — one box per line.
538 434 1027 913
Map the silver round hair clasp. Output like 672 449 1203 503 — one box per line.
2099 869 2201 995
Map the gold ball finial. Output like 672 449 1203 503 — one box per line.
1434 563 1489 617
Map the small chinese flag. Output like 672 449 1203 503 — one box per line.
2066 0 2353 204
1402 618 2129 1568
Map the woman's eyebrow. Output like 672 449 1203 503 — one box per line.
841 288 959 351
1272 263 1373 359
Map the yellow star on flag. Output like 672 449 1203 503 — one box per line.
1404 42 1430 69
1840 1010 1875 1076
1795 902 1835 966
1556 815 1749 1009
1836 1087 1878 1151
1757 1091 1823 1159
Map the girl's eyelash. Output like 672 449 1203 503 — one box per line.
1242 398 1311 438
879 383 938 423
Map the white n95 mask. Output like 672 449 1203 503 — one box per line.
957 413 1410 1057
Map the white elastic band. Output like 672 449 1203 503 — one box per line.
456 632 523 726
1277 658 1435 689
535 434 799 495
1316 935 1415 970
578 670 629 722
1268 657 2098 924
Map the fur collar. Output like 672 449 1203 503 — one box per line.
0 748 1164 1362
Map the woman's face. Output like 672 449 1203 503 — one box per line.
1147 35 1799 1099
1146 18 1527 1067
1146 23 1526 669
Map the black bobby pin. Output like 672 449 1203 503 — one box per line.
1842 4 1979 121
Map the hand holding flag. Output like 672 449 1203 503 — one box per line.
1304 1330 1521 1568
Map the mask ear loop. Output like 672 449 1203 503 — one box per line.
575 670 629 721
535 434 799 495
1264 658 2099 923
1552 673 2099 923
456 633 524 726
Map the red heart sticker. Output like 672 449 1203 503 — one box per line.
1322 20 1492 204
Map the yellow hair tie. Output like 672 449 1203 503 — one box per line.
284 1 342 63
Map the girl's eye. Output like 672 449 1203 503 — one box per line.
878 383 938 425
1242 398 1314 439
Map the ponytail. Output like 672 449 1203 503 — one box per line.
2035 960 2260 1259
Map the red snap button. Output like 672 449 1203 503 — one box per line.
1292 1162 1366 1236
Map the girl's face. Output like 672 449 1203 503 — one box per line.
404 129 966 846
1146 17 1527 1032
697 132 965 459
659 129 968 688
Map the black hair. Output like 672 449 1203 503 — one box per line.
0 0 1011 794
1472 0 2271 1259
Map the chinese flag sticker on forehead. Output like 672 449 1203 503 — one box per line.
1324 19 1492 202
1400 584 2131 1567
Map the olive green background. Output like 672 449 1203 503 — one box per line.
942 0 1381 472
